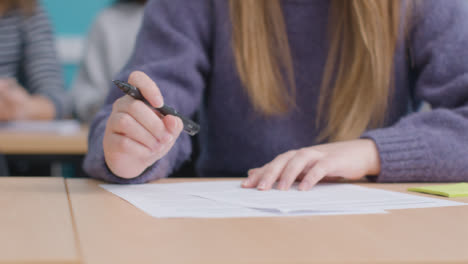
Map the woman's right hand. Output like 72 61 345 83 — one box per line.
103 71 183 179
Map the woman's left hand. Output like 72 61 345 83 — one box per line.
242 139 381 191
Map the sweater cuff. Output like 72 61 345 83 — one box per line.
361 127 431 183
88 150 172 184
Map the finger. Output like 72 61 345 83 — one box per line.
0 90 24 106
256 151 297 191
108 112 159 152
299 162 329 191
0 79 19 92
127 71 164 108
157 116 183 155
0 78 13 89
162 115 183 136
0 88 10 100
6 90 25 104
0 108 8 120
248 168 261 174
7 81 20 91
0 86 13 113
277 150 323 190
106 133 154 171
0 102 12 120
242 167 265 188
114 96 173 144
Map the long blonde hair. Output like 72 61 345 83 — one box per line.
230 0 405 142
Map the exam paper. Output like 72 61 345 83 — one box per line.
191 182 465 213
101 184 274 218
100 181 465 219
100 182 386 218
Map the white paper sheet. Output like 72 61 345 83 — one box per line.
0 120 81 135
191 181 465 213
100 182 386 218
100 181 465 219
101 184 273 218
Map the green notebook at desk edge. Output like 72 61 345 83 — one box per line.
408 183 468 198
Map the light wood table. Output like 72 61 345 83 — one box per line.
0 177 80 264
66 178 468 264
0 126 88 155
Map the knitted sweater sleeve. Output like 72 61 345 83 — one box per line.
83 0 212 183
362 0 468 182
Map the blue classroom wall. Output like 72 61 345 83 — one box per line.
41 0 114 35
40 0 115 88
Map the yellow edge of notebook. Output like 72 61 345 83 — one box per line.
408 183 468 198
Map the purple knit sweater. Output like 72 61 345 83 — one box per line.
83 0 468 184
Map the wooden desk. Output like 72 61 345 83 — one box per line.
0 177 80 264
66 178 468 264
0 126 88 155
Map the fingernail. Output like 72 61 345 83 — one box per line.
178 119 184 131
155 97 164 108
242 179 250 186
299 182 310 191
258 182 267 190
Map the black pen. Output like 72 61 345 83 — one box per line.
113 80 200 136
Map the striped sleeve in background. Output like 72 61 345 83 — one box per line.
0 13 21 78
21 7 71 119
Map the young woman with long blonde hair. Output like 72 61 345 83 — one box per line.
84 0 468 190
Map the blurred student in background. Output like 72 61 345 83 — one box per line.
0 0 69 176
0 0 70 121
71 0 147 123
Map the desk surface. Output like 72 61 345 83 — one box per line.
66 178 468 264
0 177 80 264
0 126 88 155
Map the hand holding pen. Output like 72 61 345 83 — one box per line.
113 80 199 136
103 71 188 179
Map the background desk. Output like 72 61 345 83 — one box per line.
0 126 88 177
66 178 468 264
0 126 88 155
0 177 79 264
